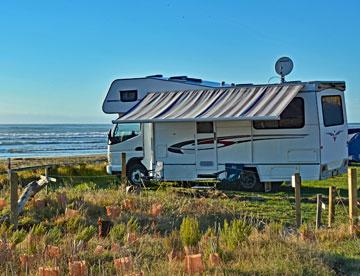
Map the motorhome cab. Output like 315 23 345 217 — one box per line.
103 74 348 191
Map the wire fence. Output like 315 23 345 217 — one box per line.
0 158 358 230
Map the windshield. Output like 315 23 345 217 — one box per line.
109 123 141 144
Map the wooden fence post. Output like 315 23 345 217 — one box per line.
292 173 302 227
316 194 322 229
45 166 49 194
348 168 358 234
9 170 19 229
121 153 127 184
328 186 336 227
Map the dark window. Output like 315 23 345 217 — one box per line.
254 97 305 129
120 90 138 102
197 122 214 133
321 95 344 127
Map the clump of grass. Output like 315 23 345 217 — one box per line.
27 223 47 253
66 216 86 234
127 217 139 233
31 223 47 236
9 229 27 246
315 224 351 242
110 223 127 244
163 230 182 253
299 223 315 241
44 227 62 245
180 216 201 250
220 219 252 251
76 225 97 243
0 223 13 238
199 226 220 259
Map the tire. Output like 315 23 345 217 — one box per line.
126 162 148 186
239 169 263 192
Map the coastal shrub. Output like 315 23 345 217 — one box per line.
110 223 127 244
126 217 139 233
199 227 220 259
73 182 97 192
30 223 47 236
9 229 27 245
180 217 201 248
76 226 96 243
44 227 62 245
66 216 86 234
220 219 252 251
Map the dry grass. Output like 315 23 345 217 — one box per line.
0 156 359 274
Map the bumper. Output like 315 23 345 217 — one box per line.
320 159 348 180
106 165 122 175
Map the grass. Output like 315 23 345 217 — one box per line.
0 156 359 275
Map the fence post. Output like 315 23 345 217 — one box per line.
316 194 322 229
292 173 301 227
9 168 19 229
45 166 49 194
328 186 336 227
348 168 358 234
121 152 127 184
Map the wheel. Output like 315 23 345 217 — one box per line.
239 169 263 192
126 162 148 186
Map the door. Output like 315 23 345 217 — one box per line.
317 91 348 170
195 121 217 175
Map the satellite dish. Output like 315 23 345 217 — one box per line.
275 57 294 82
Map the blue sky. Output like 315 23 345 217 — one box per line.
0 0 359 123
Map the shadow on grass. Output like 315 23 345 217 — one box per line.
274 185 350 199
322 252 360 275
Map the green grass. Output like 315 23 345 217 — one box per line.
0 160 359 275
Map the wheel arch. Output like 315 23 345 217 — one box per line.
126 157 144 169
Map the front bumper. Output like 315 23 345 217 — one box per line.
106 165 122 175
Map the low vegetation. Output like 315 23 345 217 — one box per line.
0 157 359 274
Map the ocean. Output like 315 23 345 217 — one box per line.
1 123 359 159
0 124 111 159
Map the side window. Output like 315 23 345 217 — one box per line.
254 97 305 129
321 95 344 127
120 90 138 102
197 122 214 133
110 123 141 144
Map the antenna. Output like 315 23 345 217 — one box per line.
275 57 294 83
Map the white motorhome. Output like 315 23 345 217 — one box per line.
103 75 348 191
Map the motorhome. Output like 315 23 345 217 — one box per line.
103 74 348 191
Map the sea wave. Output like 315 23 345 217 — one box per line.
0 124 110 158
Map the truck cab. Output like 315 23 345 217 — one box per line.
106 123 143 180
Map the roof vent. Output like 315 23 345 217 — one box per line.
169 75 188 81
146 74 163 78
235 83 253 86
186 77 202 83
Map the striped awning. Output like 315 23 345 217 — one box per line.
113 84 304 123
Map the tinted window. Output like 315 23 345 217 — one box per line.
120 90 138 102
197 122 214 133
254 97 304 129
321 95 344 127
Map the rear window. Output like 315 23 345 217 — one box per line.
254 97 305 129
321 95 344 127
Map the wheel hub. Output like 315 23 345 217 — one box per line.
131 169 142 184
240 171 256 189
